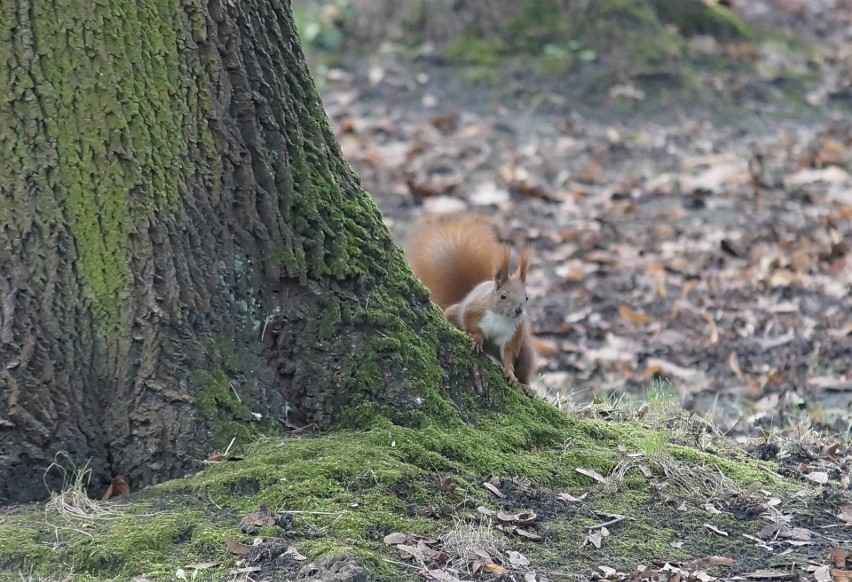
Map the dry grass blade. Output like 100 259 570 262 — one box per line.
43 452 126 522
609 452 742 498
441 516 505 573
13 566 81 581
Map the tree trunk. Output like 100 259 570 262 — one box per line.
0 0 472 504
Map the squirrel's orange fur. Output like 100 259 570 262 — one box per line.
408 214 537 392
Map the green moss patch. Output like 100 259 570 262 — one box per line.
441 0 759 99
2 394 836 581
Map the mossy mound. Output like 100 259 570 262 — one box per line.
443 0 758 98
0 390 842 581
298 0 822 111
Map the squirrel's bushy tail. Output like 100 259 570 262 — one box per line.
407 214 504 310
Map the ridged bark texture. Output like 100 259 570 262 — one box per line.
0 0 456 504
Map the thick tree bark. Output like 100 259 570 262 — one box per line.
0 0 469 504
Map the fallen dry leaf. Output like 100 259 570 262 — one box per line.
729 350 745 381
383 532 407 545
703 523 728 537
837 505 852 524
618 305 654 326
822 442 841 457
575 467 607 483
241 504 275 531
515 528 542 540
804 471 829 485
810 376 852 391
741 568 796 579
706 556 735 566
513 512 537 525
768 269 797 288
482 563 509 575
556 492 586 503
225 539 253 555
183 561 220 570
396 544 423 560
814 565 831 582
417 541 447 562
785 166 850 186
470 547 492 563
482 482 506 498
507 550 530 567
423 569 464 582
782 527 814 542
431 112 458 133
284 545 307 561
470 181 510 206
699 310 719 346
759 331 796 352
583 527 609 548
577 161 603 184
496 524 518 535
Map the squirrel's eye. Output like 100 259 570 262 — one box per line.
525 295 529 302
500 292 507 300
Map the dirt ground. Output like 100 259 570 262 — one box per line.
312 0 852 440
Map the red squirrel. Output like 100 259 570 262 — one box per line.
408 214 536 394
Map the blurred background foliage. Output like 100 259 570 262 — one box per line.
293 0 821 109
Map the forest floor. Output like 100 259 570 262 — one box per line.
2 3 851 582
297 5 852 577
312 0 852 445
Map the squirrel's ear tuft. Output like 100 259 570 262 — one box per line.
494 246 511 287
517 245 533 283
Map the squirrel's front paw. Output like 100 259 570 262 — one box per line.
471 338 484 353
504 370 519 385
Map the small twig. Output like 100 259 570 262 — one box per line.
723 414 744 437
278 510 341 515
223 436 236 456
53 525 94 542
320 512 345 531
382 558 422 571
587 515 627 531
363 469 379 486
290 422 317 434
208 491 222 510
229 380 242 403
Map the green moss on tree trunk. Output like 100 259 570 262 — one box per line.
0 0 508 505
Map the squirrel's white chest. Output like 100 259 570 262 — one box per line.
480 311 520 354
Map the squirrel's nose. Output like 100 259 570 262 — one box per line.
515 305 524 315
